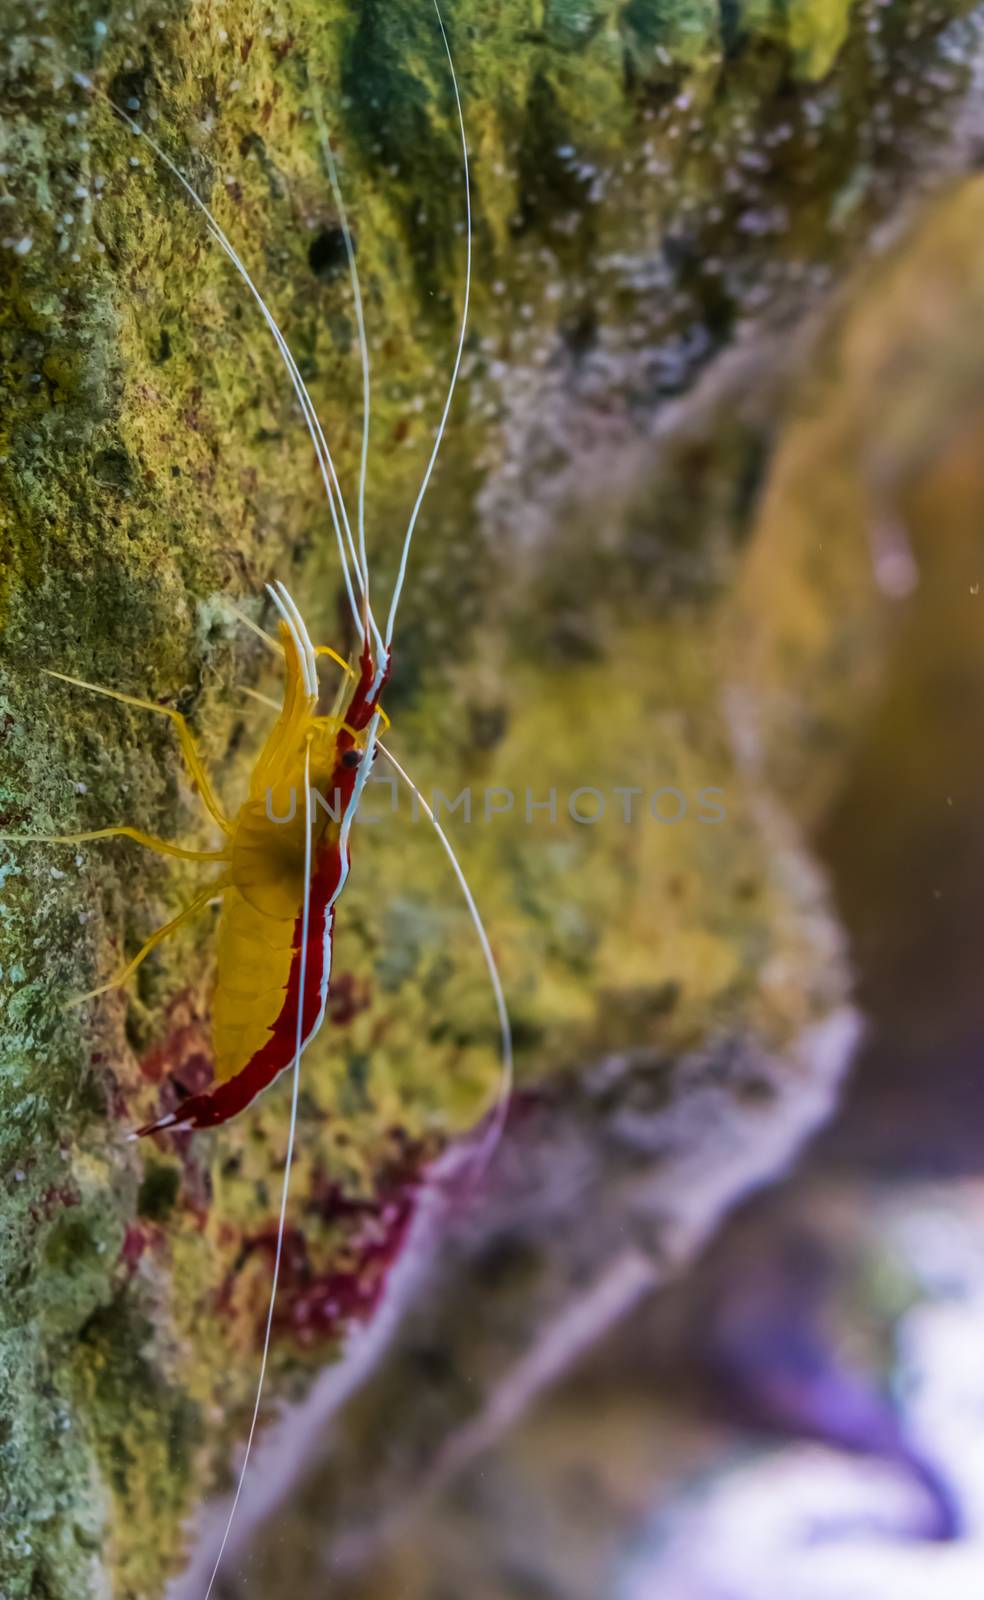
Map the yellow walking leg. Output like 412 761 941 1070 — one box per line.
67 875 230 1008
315 643 357 679
42 669 232 834
0 825 229 863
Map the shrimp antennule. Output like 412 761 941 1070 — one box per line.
311 100 381 660
383 0 472 651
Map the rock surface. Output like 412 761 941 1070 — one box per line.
1 1 981 1595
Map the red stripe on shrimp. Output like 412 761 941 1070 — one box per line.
137 835 342 1134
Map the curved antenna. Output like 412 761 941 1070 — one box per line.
383 0 472 650
310 100 383 663
79 77 368 642
204 742 313 1600
378 740 512 1174
268 580 318 697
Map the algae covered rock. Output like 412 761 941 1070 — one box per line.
1 0 982 1595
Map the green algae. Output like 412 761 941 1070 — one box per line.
786 0 854 78
741 0 855 79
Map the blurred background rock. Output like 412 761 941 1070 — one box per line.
229 150 984 1600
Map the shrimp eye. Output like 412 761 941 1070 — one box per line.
341 748 362 769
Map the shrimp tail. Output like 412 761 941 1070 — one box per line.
133 1097 220 1139
131 1110 180 1140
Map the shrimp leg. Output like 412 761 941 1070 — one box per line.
67 874 230 1008
0 825 228 863
315 643 356 679
41 669 232 834
227 607 355 679
314 648 390 729
237 647 389 728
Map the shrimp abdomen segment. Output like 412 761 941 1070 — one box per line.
212 887 297 1083
138 831 343 1134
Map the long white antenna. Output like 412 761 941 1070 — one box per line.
80 78 367 641
379 741 512 1171
383 0 472 649
203 742 313 1600
310 100 383 662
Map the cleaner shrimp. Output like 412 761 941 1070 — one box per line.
3 4 511 1586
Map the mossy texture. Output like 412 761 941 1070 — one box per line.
0 0 980 1595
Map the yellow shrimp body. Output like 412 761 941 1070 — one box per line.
140 618 385 1132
